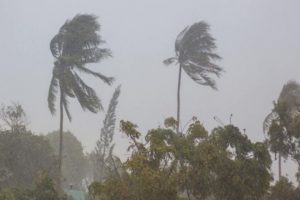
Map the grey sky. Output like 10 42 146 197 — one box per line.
1 0 300 181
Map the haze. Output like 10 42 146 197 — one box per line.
1 0 300 180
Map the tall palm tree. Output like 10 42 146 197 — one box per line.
164 22 223 134
263 81 300 179
48 14 113 188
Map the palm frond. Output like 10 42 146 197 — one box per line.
75 66 114 85
51 14 111 65
56 15 102 58
71 72 102 113
163 57 177 66
177 22 216 56
263 112 279 134
185 60 223 77
61 92 72 121
48 76 59 115
50 34 64 58
80 48 112 64
182 64 217 89
59 77 75 98
175 25 190 55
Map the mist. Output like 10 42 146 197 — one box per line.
1 0 300 199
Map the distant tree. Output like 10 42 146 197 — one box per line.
0 102 29 133
0 130 57 189
164 22 223 134
47 14 114 188
263 81 300 179
92 85 121 182
46 131 87 190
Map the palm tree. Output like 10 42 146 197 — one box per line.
263 81 300 179
164 22 223 134
47 14 113 188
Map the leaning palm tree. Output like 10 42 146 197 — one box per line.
48 14 113 188
164 22 223 134
263 80 300 179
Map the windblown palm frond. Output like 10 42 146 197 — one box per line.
164 21 223 89
50 14 112 65
61 92 72 121
263 111 279 134
48 76 59 115
72 72 102 112
163 57 177 66
75 65 114 85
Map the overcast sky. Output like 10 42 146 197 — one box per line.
1 0 300 180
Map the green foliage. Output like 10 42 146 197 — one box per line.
120 120 141 139
0 188 30 200
186 117 208 139
92 86 121 182
89 179 134 200
89 120 181 200
0 172 68 200
263 81 300 180
267 107 291 159
209 125 272 200
164 117 177 130
30 172 61 200
89 118 272 200
46 131 87 190
266 177 300 200
263 81 300 152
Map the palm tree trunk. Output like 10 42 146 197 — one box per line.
58 89 64 190
177 65 182 134
278 152 282 180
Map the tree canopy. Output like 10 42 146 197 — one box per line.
89 118 272 200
